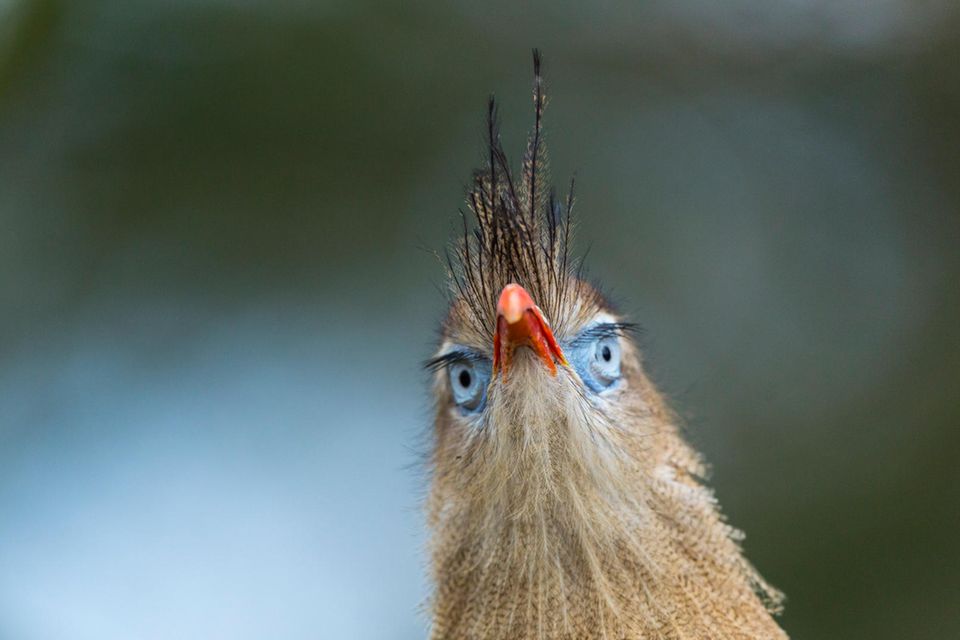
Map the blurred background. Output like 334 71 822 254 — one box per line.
1 1 959 638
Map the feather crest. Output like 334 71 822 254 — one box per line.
447 51 598 343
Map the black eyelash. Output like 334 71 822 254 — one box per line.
567 322 638 347
423 349 490 372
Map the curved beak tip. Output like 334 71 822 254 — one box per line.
493 283 566 376
497 283 531 325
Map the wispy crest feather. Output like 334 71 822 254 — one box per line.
448 51 591 340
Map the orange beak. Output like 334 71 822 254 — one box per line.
493 283 567 377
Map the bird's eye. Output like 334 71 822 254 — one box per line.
448 360 489 413
569 332 623 393
591 336 621 385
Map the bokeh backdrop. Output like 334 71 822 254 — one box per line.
2 1 959 639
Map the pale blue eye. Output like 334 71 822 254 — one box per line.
448 360 490 412
569 333 622 392
590 336 621 384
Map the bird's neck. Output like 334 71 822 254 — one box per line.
428 376 786 639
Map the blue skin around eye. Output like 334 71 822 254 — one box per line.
566 337 622 393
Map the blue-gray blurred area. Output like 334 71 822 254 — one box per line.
1 1 959 638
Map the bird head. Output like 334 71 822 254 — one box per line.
427 52 654 519
425 52 786 640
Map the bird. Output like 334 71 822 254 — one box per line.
425 52 787 640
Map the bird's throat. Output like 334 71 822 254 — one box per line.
428 367 786 640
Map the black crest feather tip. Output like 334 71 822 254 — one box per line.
447 50 592 339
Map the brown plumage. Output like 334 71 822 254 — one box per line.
426 52 787 640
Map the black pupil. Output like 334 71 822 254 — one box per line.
458 369 472 388
601 344 612 362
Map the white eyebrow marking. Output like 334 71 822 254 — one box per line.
591 311 619 326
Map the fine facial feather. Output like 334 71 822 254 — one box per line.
427 52 787 640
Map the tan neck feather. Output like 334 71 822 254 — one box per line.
428 358 786 640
